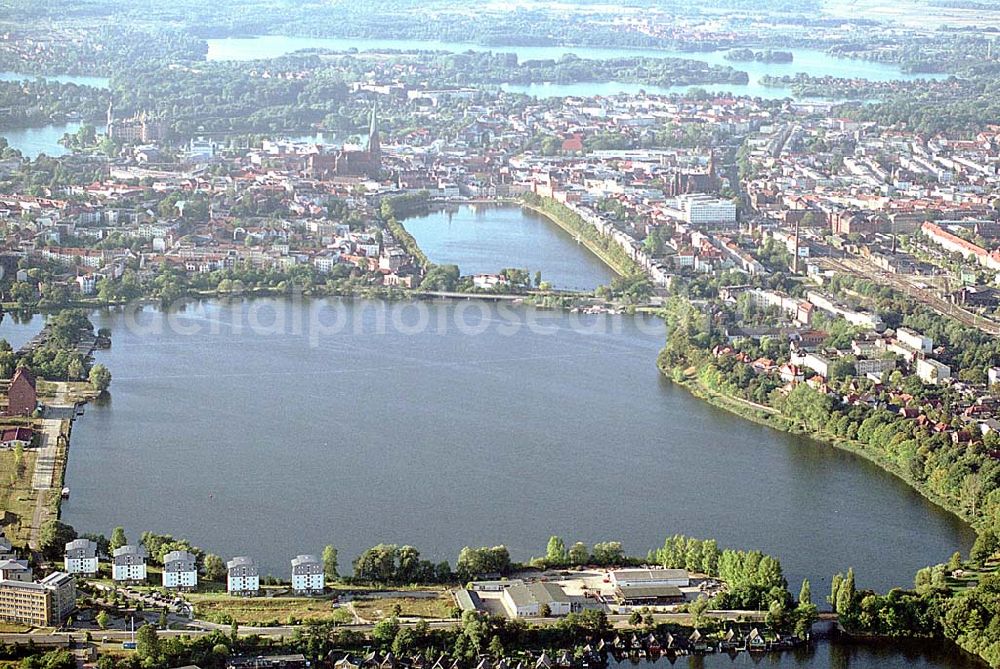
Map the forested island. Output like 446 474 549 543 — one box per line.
724 49 793 64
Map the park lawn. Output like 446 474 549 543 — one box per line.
188 593 353 626
946 560 999 593
0 447 39 545
352 594 455 620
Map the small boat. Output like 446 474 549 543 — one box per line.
61 487 70 499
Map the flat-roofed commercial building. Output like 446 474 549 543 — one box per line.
614 583 685 606
608 568 690 588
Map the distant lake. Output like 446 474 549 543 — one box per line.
500 81 796 100
0 122 106 159
0 71 110 88
205 37 947 100
401 205 617 290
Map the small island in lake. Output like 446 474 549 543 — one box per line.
725 48 794 63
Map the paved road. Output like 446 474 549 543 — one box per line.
0 608 793 647
28 383 74 550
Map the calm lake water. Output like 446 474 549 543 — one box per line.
3 298 965 594
205 37 947 100
610 627 987 667
402 205 617 290
0 122 106 159
0 71 109 88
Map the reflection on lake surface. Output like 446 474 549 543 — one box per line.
608 625 986 667
402 205 617 290
0 122 106 159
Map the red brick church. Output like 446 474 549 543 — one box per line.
307 104 382 179
3 367 37 416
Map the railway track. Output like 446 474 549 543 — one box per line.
822 256 1000 335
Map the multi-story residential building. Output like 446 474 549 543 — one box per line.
112 545 148 584
290 555 324 595
917 358 952 386
64 538 99 576
162 550 198 590
227 556 259 596
0 572 75 626
895 328 933 354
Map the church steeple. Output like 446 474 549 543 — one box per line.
367 103 381 162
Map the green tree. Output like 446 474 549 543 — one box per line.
322 545 339 581
546 536 568 565
203 553 226 581
89 364 112 392
799 579 812 606
836 568 855 616
109 526 127 552
39 520 76 560
135 623 159 660
96 610 110 630
488 634 504 658
568 541 589 566
372 617 399 649
828 572 843 608
689 596 710 627
971 530 999 567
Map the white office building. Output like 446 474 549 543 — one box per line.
670 194 737 226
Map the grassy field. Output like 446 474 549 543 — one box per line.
188 593 355 626
0 446 39 545
0 623 31 633
945 559 998 593
352 594 455 621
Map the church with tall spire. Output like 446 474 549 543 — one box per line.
307 103 382 179
366 103 381 167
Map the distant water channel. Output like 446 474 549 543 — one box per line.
402 205 617 290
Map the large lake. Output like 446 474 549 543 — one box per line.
0 122 106 160
206 37 947 100
4 299 971 594
402 205 617 290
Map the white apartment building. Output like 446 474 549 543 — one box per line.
64 538 99 576
227 556 260 596
290 555 324 595
162 550 198 590
112 545 148 583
